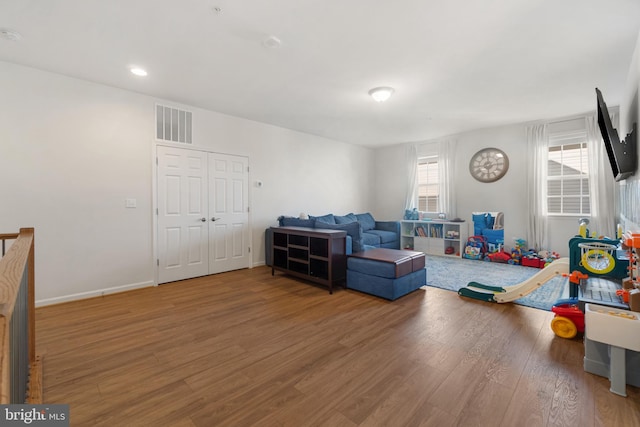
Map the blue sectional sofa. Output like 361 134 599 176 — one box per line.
265 212 400 266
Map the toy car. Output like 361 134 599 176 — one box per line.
551 298 585 339
485 250 511 263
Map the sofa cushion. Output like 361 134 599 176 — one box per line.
345 235 353 255
317 221 364 253
335 213 357 224
280 217 316 228
310 213 336 225
362 231 381 247
355 212 376 231
365 229 398 245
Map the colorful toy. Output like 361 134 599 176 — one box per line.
463 235 487 260
521 250 544 268
567 236 629 297
549 220 631 339
550 271 588 338
578 241 618 274
543 251 561 267
508 238 526 265
513 238 527 249
551 298 585 338
578 218 590 238
485 248 511 263
515 248 561 269
621 231 640 312
458 258 570 303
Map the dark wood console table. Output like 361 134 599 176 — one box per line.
270 226 347 294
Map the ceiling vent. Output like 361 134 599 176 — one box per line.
156 104 192 144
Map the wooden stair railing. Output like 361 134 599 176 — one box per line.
0 228 41 404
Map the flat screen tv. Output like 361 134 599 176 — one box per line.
596 88 637 181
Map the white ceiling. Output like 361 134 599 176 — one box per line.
1 0 639 147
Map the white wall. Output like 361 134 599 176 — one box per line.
375 124 529 252
372 145 406 221
186 102 375 263
374 121 584 257
453 125 529 248
620 30 640 232
0 61 374 304
7 26 637 304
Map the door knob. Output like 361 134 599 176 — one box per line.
200 218 207 222
211 217 221 222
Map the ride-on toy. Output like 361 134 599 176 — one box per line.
550 271 588 338
551 298 585 338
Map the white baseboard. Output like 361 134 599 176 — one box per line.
253 261 266 267
35 280 156 307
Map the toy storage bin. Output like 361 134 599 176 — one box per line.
584 303 640 396
521 257 545 268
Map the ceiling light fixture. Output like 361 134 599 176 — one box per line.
0 28 22 41
262 35 282 49
368 86 394 103
130 67 148 77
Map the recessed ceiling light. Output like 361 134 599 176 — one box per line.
130 67 148 77
0 28 22 41
368 87 395 103
262 35 282 49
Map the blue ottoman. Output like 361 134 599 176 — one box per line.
347 248 426 300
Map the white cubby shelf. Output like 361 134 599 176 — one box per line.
400 220 468 258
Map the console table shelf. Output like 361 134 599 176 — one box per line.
400 220 468 258
270 226 347 294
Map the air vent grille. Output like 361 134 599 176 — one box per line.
156 104 192 144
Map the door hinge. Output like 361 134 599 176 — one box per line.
248 247 251 253
156 208 159 215
247 206 250 213
156 157 158 165
157 259 159 266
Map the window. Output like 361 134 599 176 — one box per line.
547 132 590 215
417 156 439 212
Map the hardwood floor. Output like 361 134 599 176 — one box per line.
36 266 640 426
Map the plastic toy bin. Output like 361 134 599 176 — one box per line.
584 303 640 396
585 304 640 351
521 257 545 268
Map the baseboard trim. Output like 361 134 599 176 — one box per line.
35 280 156 307
253 261 266 267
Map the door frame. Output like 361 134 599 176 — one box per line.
152 142 252 285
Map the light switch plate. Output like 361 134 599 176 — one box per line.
125 198 137 208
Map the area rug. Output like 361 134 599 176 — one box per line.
425 256 568 311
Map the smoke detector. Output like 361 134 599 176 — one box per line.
0 28 22 41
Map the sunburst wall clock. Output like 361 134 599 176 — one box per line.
469 147 509 183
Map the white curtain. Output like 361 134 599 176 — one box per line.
438 139 457 218
586 113 617 238
526 124 548 251
404 143 418 212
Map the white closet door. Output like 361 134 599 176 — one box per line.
157 146 209 283
208 153 250 274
